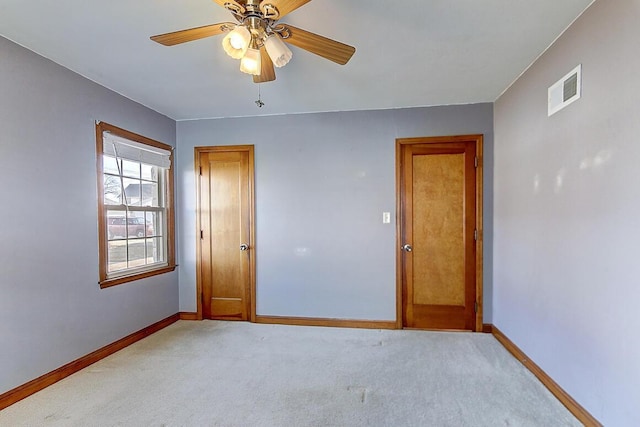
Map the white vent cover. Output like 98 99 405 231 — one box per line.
548 64 582 116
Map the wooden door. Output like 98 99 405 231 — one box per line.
397 135 483 331
196 146 255 321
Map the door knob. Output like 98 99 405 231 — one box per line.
240 244 249 251
402 244 412 252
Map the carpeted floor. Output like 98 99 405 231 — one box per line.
0 321 581 426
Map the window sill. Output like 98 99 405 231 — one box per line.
99 264 177 289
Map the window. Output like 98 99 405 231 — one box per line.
96 121 176 288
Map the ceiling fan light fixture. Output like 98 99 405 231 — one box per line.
222 25 251 59
264 33 292 68
240 47 262 75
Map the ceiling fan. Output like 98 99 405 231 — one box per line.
150 0 356 83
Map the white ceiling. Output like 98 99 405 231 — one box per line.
0 0 593 121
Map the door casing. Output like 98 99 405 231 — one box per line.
395 135 483 331
194 145 256 321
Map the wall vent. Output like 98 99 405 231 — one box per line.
548 64 582 116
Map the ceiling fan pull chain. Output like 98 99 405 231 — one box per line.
255 84 265 108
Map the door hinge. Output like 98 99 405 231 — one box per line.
474 156 478 168
200 230 204 239
474 229 478 241
199 166 202 176
474 301 478 313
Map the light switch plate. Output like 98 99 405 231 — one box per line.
383 212 391 224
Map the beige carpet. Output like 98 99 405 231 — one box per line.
0 320 581 426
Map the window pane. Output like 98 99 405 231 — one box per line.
127 239 148 268
141 164 157 182
122 159 140 179
141 182 159 207
127 211 147 238
147 237 164 264
146 211 162 237
103 175 122 205
107 240 127 273
103 155 120 175
123 178 141 206
106 211 126 239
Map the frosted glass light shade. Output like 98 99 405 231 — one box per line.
222 26 251 59
240 48 261 75
264 34 292 67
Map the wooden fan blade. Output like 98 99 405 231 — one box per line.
150 22 234 46
253 47 276 83
282 25 355 65
260 0 311 19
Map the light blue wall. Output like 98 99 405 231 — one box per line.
177 104 494 321
0 27 494 397
0 37 178 394
494 0 639 425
